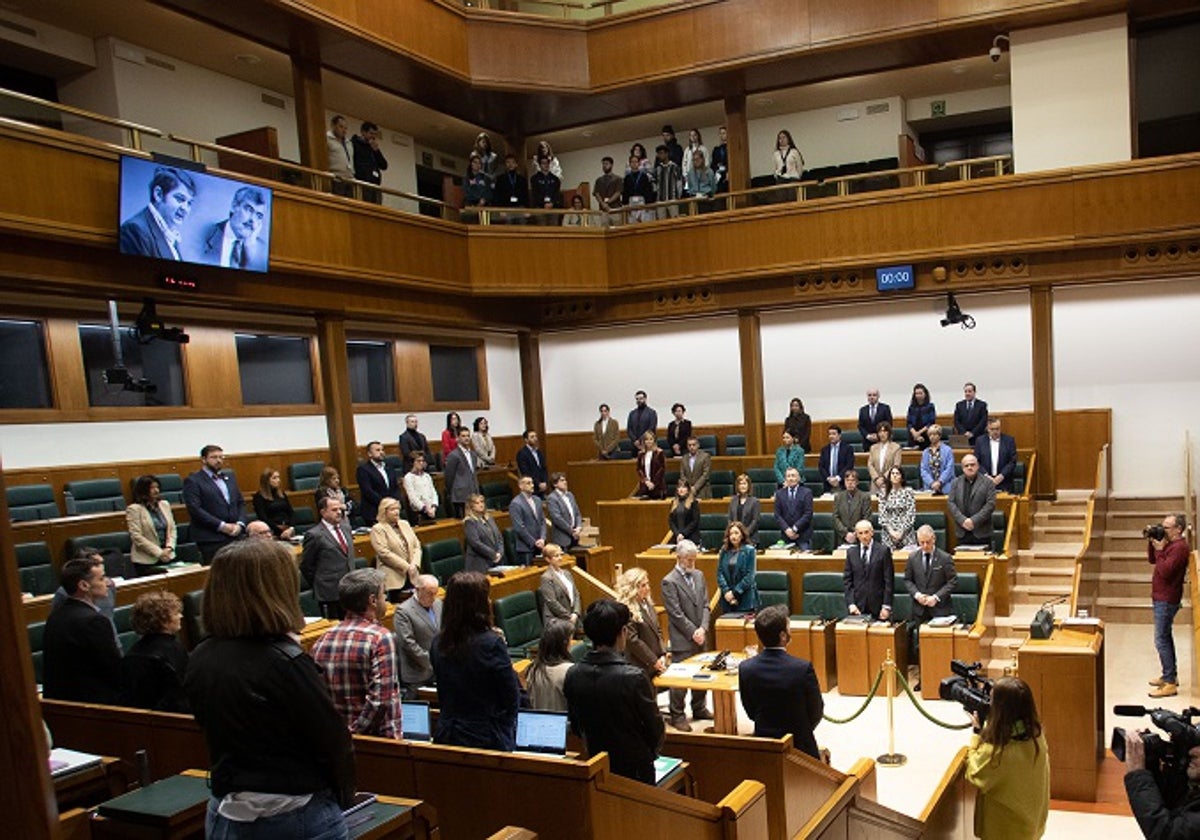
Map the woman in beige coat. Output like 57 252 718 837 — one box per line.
867 421 903 495
370 496 422 602
126 474 177 573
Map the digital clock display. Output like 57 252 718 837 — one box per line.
875 264 915 291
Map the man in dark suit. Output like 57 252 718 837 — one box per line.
903 525 958 674
545 472 583 552
564 599 665 784
626 390 658 452
952 382 989 445
737 605 824 759
857 388 893 447
42 556 123 703
442 428 479 518
842 520 893 621
356 440 398 525
351 120 388 204
818 425 856 495
399 414 436 472
660 540 711 731
773 467 814 549
393 574 442 699
516 429 549 496
118 166 196 260
833 470 872 546
679 436 712 498
198 186 269 270
948 453 997 546
182 444 246 563
508 476 545 565
300 496 354 619
974 417 1017 493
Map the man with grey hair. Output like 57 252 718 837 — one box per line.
199 185 269 270
394 574 443 699
311 568 402 738
660 539 711 731
903 525 957 683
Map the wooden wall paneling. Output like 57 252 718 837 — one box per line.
693 0 810 69
931 177 1076 256
468 20 589 89
807 0 937 44
1051 408 1112 493
585 6 692 87
724 94 750 200
395 339 434 407
288 22 326 171
358 0 470 76
519 331 545 440
0 130 117 241
817 192 942 266
1071 157 1200 241
183 325 243 410
1030 287 1056 496
42 317 88 412
697 211 822 282
738 311 767 455
468 230 607 295
315 316 358 483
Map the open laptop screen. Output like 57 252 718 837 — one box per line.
514 710 568 755
401 701 432 741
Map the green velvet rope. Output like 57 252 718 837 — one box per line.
821 666 884 724
821 664 974 731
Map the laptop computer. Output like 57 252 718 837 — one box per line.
401 700 432 742
514 709 569 757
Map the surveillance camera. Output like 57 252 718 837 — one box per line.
989 46 1002 62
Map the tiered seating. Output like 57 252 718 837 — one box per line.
287 461 324 491
755 570 791 612
16 542 56 596
492 590 542 659
723 434 746 456
800 572 847 620
889 572 980 624
757 512 782 547
698 513 728 551
7 484 59 521
709 470 734 498
422 538 465 584
696 435 718 456
153 473 184 504
64 532 132 577
746 468 776 499
63 479 125 515
482 480 513 511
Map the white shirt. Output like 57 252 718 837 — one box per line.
641 451 654 480
553 567 574 600
989 438 1001 476
147 203 183 260
404 471 438 511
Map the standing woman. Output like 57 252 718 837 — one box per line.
185 539 355 837
525 618 575 711
253 468 295 539
727 473 761 546
666 402 692 456
907 383 936 449
772 130 805 194
616 567 667 682
878 466 916 551
717 521 760 614
868 422 903 495
920 424 956 495
127 474 177 574
668 480 701 545
532 140 563 180
370 497 421 602
965 676 1050 840
634 431 666 499
462 493 504 573
472 131 499 182
783 397 812 452
442 412 463 458
314 466 354 521
430 571 520 750
471 416 496 468
683 128 708 182
774 430 806 487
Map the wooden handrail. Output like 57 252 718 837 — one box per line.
1022 452 1037 500
971 559 994 637
918 745 970 823
0 86 162 150
1067 444 1109 616
796 770 861 838
1001 498 1018 557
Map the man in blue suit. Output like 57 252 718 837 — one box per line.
737 605 824 759
508 476 545 565
973 417 1017 493
182 444 246 563
773 467 813 550
952 382 989 445
818 425 856 495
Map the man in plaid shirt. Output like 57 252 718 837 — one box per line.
312 568 402 739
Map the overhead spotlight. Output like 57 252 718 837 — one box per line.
940 293 976 330
989 34 1010 63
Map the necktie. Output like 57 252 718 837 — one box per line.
924 552 932 575
231 239 245 268
967 400 973 412
870 405 876 423
334 525 348 554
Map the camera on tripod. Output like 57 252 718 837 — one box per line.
1113 705 1200 807
938 659 994 724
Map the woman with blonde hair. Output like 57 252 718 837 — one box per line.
616 566 667 682
462 492 504 573
634 430 666 499
370 496 421 602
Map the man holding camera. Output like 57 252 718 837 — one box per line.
1124 733 1200 836
1148 513 1190 698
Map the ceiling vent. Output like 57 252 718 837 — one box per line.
865 102 890 115
260 93 286 110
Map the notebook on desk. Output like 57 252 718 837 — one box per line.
514 709 568 757
401 700 432 741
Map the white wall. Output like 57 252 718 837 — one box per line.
905 86 1011 124
1054 278 1200 495
1010 14 1132 173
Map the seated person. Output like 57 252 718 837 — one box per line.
773 467 814 549
564 599 665 784
393 575 442 700
974 418 1018 493
121 590 190 712
920 425 955 495
818 425 855 495
833 470 872 545
737 604 824 759
668 480 701 545
525 618 575 711
43 556 123 703
947 454 997 547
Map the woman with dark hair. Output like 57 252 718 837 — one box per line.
907 383 936 450
774 430 806 487
668 479 701 545
122 590 189 712
430 571 520 750
783 397 812 452
666 402 692 456
185 539 355 838
126 474 177 573
463 154 493 222
561 193 587 227
314 465 354 520
628 142 650 173
441 412 463 457
965 676 1050 839
727 473 761 546
472 131 499 182
773 130 804 192
525 618 575 711
717 521 759 614
471 416 496 468
252 468 295 539
868 422 903 495
878 466 916 550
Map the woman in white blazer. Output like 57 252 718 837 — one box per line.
126 474 177 572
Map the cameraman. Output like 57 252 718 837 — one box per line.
1124 733 1200 837
1148 514 1189 698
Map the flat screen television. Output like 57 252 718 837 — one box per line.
117 155 273 273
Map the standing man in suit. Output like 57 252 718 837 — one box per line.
818 425 856 495
356 440 398 525
198 186 269 270
952 382 989 445
948 454 997 547
119 166 196 260
594 404 621 459
183 444 246 563
351 120 388 204
974 418 1017 493
679 437 713 499
903 525 957 677
508 476 545 566
737 605 824 759
774 467 814 550
843 520 893 621
300 496 354 619
43 556 123 703
443 428 479 518
399 414 436 472
394 575 442 700
857 388 893 447
660 539 712 731
546 472 584 552
833 470 872 545
627 390 658 453
516 429 549 496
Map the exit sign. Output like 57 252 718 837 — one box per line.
931 100 947 118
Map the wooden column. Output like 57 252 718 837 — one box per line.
289 22 327 171
1030 287 1057 498
0 459 58 838
315 316 358 485
518 330 545 438
738 310 766 455
724 95 750 207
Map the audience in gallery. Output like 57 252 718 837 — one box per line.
727 473 761 546
311 568 403 739
666 402 692 456
833 470 872 545
403 452 440 525
975 417 1018 494
920 424 955 495
818 425 855 496
561 193 587 226
516 428 549 496
878 466 917 551
313 465 354 520
947 454 996 547
633 431 666 499
868 422 903 495
783 396 813 452
717 521 760 614
628 142 652 173
326 114 354 198
843 520 893 621
622 152 656 223
470 416 496 467
185 539 355 836
546 472 585 552
300 495 354 620
682 128 708 182
443 427 480 519
183 444 246 563
668 479 702 546
357 440 398 526
774 467 814 550
120 590 190 713
126 474 177 574
531 139 563 180
774 430 806 488
462 154 493 222
538 543 583 634
627 390 659 451
462 492 504 573
564 599 665 784
530 156 564 225
593 402 621 459
393 574 442 700
399 413 437 471
710 126 729 193
491 154 529 220
953 382 989 445
43 555 122 704
525 618 575 712
653 144 683 220
773 129 805 189
430 571 519 751
686 149 717 208
351 120 388 204
592 156 623 226
369 496 421 601
680 436 713 499
471 131 500 183
660 539 711 732
509 475 546 566
616 566 668 683
858 387 893 446
906 382 936 449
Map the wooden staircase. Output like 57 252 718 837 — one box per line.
1096 496 1190 624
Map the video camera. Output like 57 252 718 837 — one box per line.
938 659 994 724
1113 705 1200 807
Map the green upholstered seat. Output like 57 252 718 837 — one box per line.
28 621 46 684
757 513 782 548
287 461 325 492
811 512 835 553
492 590 542 660
724 434 747 456
696 435 718 456
182 590 206 648
951 573 980 624
665 470 680 489
747 468 777 499
299 589 321 616
16 541 57 595
63 479 125 515
991 511 1007 554
482 481 513 511
7 484 60 522
111 605 139 653
699 513 729 552
756 570 790 611
709 470 735 499
1012 462 1026 495
153 473 185 504
291 506 317 535
422 538 465 585
890 574 912 622
915 511 948 550
801 572 847 621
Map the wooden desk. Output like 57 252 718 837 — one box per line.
918 625 957 700
787 619 837 693
52 755 125 810
835 621 871 696
867 623 907 697
654 653 742 735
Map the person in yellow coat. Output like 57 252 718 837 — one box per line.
965 676 1050 839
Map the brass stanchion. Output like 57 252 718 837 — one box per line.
877 648 907 767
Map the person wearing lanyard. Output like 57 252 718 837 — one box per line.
491 153 529 224
622 154 656 223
